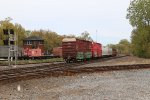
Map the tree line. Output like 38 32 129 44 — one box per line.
0 18 93 53
108 0 150 58
0 17 132 55
2 1 150 57
127 0 150 58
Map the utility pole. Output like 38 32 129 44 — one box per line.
96 30 98 42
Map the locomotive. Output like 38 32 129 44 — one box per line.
0 36 45 59
23 36 44 58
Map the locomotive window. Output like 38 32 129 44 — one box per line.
27 41 32 45
39 41 43 45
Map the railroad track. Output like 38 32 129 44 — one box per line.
1 55 139 84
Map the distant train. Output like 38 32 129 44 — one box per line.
102 46 117 57
62 38 117 62
0 36 54 59
0 36 117 61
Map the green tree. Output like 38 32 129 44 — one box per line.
117 39 131 55
0 17 26 46
14 24 26 47
30 30 63 53
127 0 150 58
78 31 93 41
107 39 131 55
127 0 150 27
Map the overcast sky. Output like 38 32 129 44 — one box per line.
0 0 132 45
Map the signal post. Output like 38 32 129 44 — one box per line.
3 29 17 67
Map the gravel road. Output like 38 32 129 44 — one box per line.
0 69 150 100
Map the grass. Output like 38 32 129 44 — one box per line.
0 58 64 66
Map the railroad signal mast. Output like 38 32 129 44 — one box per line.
3 29 18 67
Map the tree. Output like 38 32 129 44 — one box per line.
78 31 93 41
30 30 63 53
117 39 131 55
127 0 150 58
127 0 150 27
0 17 26 46
108 39 131 55
131 28 150 57
14 24 26 47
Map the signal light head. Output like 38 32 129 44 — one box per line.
10 41 15 45
3 29 14 35
3 40 9 45
3 40 15 45
3 29 9 35
10 29 14 35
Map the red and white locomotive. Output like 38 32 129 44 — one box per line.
23 36 44 58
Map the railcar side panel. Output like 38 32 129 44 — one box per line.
52 47 62 57
102 46 112 56
91 43 102 58
62 38 92 62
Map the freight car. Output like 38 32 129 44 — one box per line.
0 46 23 59
0 36 46 59
112 48 117 56
62 38 92 62
102 46 112 57
52 47 62 58
91 42 102 58
102 46 117 57
0 36 117 61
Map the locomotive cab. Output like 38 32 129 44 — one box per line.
23 36 44 58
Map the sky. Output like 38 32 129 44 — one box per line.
0 0 132 45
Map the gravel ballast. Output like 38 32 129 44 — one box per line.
1 56 150 100
0 69 150 100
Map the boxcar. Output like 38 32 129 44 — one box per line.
102 46 113 57
62 38 92 62
0 46 13 58
91 42 102 58
52 47 62 57
112 48 117 56
0 46 23 58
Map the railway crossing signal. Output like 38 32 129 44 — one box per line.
3 29 14 35
3 29 9 35
3 29 17 67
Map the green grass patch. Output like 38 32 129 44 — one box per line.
0 58 64 66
